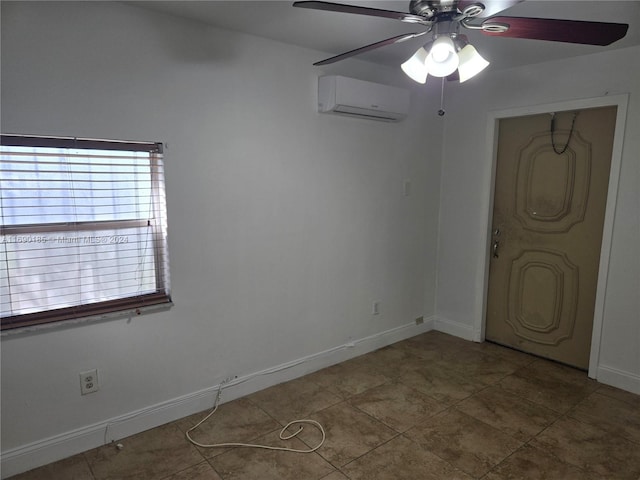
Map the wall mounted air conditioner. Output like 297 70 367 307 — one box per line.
318 75 410 122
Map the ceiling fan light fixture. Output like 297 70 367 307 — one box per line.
401 46 430 84
457 44 490 82
429 35 456 62
425 35 459 77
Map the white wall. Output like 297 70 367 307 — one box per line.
435 46 640 391
0 2 443 475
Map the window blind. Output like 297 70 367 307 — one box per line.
0 135 171 331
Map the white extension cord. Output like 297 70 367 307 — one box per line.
185 378 326 453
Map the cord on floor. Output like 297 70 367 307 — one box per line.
185 378 326 453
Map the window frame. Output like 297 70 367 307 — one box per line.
1 134 172 332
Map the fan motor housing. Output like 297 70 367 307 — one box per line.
409 0 459 18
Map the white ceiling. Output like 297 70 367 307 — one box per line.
129 1 640 70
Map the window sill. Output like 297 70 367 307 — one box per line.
0 301 174 338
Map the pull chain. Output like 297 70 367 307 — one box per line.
438 77 445 116
550 111 578 154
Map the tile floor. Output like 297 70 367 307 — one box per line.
9 331 640 480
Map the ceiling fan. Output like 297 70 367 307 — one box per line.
293 0 629 83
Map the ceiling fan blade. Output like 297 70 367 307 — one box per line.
458 0 524 18
293 1 428 24
482 16 629 45
313 32 426 65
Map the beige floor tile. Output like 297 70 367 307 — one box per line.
398 361 485 405
306 357 390 398
342 435 473 480
484 443 600 480
209 429 335 480
355 345 430 379
389 339 445 361
247 376 342 424
498 360 597 413
525 358 599 389
440 348 520 385
596 384 640 408
413 331 472 348
160 461 222 480
14 333 640 480
84 423 204 480
8 454 94 480
532 416 640 479
319 471 350 480
389 333 451 361
296 401 397 467
467 341 537 367
569 391 640 444
349 381 446 432
405 408 522 478
175 397 281 459
456 385 558 442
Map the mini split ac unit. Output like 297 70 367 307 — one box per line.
318 75 410 122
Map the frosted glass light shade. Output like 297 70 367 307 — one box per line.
401 47 429 84
457 44 490 82
425 36 459 77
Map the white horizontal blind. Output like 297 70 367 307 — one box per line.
0 136 171 330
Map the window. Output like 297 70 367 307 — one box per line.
0 135 171 331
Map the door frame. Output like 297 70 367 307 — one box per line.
474 94 629 378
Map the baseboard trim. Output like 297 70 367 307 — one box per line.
1 317 434 478
433 315 476 341
596 364 640 395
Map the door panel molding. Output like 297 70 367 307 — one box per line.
507 249 578 346
515 131 592 232
476 94 629 379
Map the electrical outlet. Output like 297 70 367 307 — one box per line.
415 316 424 325
80 369 99 395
